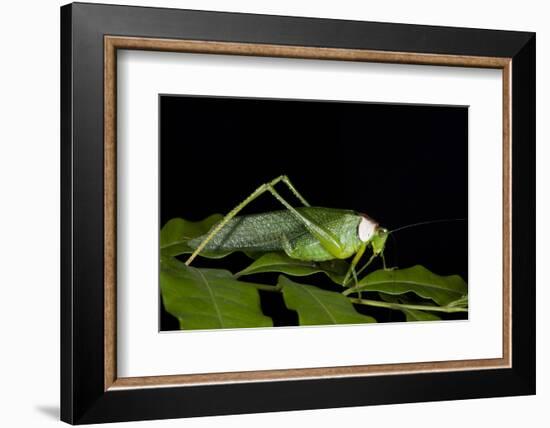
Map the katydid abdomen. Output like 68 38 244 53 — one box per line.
188 207 365 262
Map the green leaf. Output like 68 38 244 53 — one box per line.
401 309 441 321
378 293 441 321
160 257 273 330
344 265 467 306
236 252 349 285
279 276 375 325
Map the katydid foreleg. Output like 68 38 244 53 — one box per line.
343 241 367 286
343 251 378 287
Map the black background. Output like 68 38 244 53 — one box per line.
160 95 468 330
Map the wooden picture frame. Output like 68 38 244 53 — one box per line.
61 2 535 424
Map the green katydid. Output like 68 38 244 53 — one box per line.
185 175 390 286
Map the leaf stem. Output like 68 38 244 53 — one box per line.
349 298 468 313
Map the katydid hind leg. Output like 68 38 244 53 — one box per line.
185 178 272 265
265 185 347 258
186 175 343 265
279 175 311 207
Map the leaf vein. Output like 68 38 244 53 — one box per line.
298 285 337 324
194 268 224 328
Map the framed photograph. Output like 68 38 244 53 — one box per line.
60 2 535 424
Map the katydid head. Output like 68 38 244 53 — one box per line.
371 227 389 254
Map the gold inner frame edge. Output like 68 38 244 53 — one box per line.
104 36 512 391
